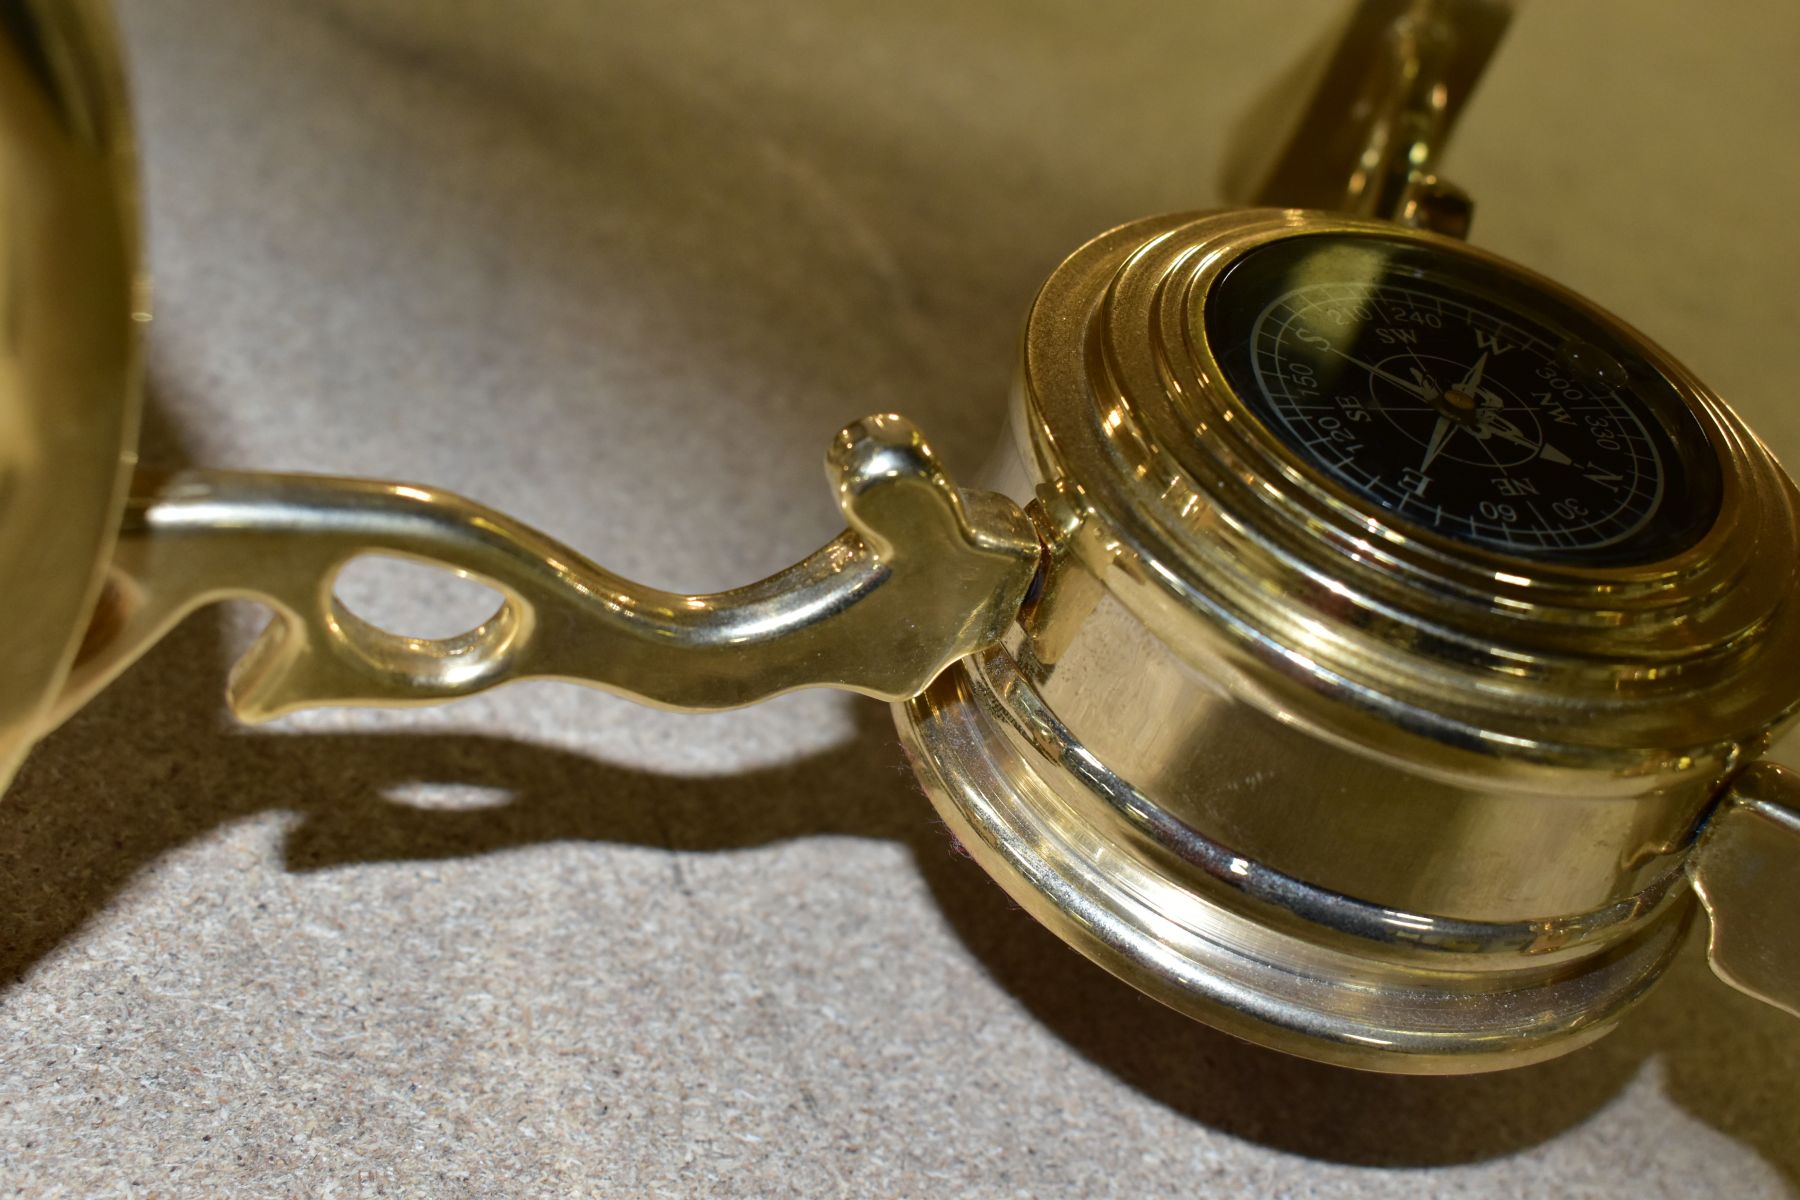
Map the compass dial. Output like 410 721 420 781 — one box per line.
1205 234 1722 564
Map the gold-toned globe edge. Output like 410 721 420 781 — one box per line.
1016 207 1800 784
0 0 143 792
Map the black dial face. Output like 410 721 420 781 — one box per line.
1204 234 1722 565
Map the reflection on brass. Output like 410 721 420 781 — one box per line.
1688 763 1800 1018
5 0 1800 1076
53 416 1040 728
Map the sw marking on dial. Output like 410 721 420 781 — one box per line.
1205 235 1721 565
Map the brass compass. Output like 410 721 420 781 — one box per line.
5 0 1797 1074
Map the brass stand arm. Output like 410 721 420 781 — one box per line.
52 414 1041 727
1688 762 1800 1018
1224 0 1514 236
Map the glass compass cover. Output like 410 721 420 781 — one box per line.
1206 234 1722 564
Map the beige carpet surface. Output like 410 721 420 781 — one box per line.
3 1 1797 1195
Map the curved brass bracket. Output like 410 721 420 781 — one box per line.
52 414 1041 726
1687 762 1800 1018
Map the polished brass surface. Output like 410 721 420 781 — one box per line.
896 206 1800 1071
1225 0 1512 233
1688 762 1800 1017
0 0 140 790
49 415 1039 735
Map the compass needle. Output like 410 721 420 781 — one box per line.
1327 347 1438 399
1415 414 1456 483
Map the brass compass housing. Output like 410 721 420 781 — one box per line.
6 0 1800 1077
897 208 1800 1071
